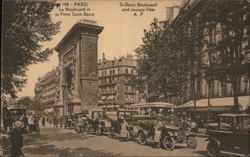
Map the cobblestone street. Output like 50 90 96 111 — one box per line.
23 126 207 157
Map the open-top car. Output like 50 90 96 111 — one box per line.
206 113 250 156
108 109 139 140
137 117 197 151
86 110 112 136
162 123 197 150
74 111 89 134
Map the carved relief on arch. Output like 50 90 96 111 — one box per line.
63 45 77 66
63 65 76 97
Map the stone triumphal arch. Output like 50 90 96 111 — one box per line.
55 19 103 116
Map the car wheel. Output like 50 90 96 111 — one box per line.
108 129 113 138
96 127 102 136
163 136 175 151
206 141 220 157
186 136 197 149
138 131 147 145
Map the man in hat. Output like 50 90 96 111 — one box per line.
10 128 24 157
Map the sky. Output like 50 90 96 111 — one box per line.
17 0 181 98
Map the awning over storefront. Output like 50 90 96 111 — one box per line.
176 96 250 111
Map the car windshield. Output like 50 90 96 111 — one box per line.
77 113 87 118
220 116 250 130
118 111 138 119
220 116 234 130
236 116 250 130
93 112 104 118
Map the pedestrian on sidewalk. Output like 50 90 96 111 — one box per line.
10 128 24 157
120 118 129 141
53 116 58 128
154 116 163 148
59 117 63 128
42 117 46 127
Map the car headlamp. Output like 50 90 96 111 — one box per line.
14 120 22 127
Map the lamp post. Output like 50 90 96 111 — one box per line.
207 76 213 123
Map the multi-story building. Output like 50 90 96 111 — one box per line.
147 0 249 119
98 54 146 108
34 66 60 113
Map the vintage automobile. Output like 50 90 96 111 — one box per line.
7 103 28 133
108 109 140 140
86 110 112 135
137 116 197 150
74 111 89 134
206 113 250 156
64 115 75 129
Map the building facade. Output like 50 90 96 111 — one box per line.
34 66 60 112
98 54 146 108
149 0 250 106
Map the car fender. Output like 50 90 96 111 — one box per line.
138 129 147 135
165 131 174 137
205 137 221 147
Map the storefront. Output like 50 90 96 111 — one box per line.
176 96 249 127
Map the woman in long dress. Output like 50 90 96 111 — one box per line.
154 117 163 148
120 119 129 140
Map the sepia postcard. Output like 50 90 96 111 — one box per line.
1 0 250 157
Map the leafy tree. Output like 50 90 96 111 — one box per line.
1 0 61 98
200 0 250 111
136 19 196 105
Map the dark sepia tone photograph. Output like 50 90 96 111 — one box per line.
1 0 250 157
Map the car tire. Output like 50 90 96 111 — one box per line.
186 136 197 149
163 136 175 151
138 131 147 145
206 141 220 157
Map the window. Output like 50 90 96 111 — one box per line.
125 69 128 74
131 69 134 74
220 117 234 130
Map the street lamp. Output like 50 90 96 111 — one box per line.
207 76 213 123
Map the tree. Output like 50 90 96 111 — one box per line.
136 19 195 105
1 0 61 98
200 0 250 111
